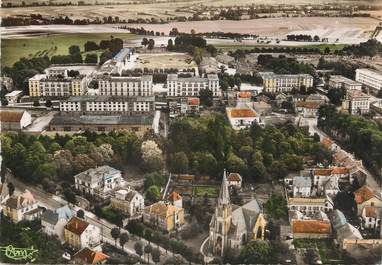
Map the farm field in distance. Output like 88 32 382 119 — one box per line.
135 53 197 70
1 32 138 67
215 43 349 52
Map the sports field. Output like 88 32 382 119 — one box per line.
1 33 138 67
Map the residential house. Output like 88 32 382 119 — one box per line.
64 217 101 250
227 173 243 189
180 97 200 115
110 188 144 217
295 101 321 118
361 206 382 230
3 190 41 223
292 176 312 197
142 201 184 232
287 196 334 215
41 205 73 242
73 247 109 265
291 220 332 239
168 192 183 208
74 166 124 199
226 105 260 130
0 110 32 131
354 185 382 215
5 90 23 105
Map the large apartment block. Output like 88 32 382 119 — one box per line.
166 74 220 98
329 75 362 91
260 72 313 93
29 68 87 97
355 68 382 92
98 75 153 97
59 95 155 115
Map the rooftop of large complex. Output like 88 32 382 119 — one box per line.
74 165 120 183
356 68 382 76
97 75 153 82
330 75 361 85
259 72 313 79
113 48 133 62
167 74 219 82
50 114 154 126
65 95 155 102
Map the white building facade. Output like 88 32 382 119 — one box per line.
260 72 314 93
98 76 153 97
166 74 220 98
356 68 382 92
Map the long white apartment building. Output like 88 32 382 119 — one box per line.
29 67 87 97
259 72 313 93
166 74 220 98
355 68 382 92
329 75 362 90
98 75 153 97
59 95 155 115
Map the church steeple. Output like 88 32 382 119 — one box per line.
218 169 230 205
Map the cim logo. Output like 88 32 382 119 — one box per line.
0 245 38 262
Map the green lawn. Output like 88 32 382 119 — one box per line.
1 33 139 67
194 186 219 197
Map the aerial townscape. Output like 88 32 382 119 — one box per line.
1 0 382 264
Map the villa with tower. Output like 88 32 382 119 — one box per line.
206 171 267 258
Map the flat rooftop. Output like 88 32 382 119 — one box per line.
65 95 155 102
50 114 154 126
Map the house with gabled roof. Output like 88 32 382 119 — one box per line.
168 191 182 208
354 185 382 215
361 206 382 230
227 173 242 189
64 217 101 250
110 188 144 216
142 201 184 232
3 189 41 223
292 219 332 239
41 205 73 242
73 247 109 264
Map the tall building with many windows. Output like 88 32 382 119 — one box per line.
166 74 220 98
98 75 153 97
260 72 313 93
355 68 382 92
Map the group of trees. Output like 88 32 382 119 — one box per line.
1 131 143 192
341 39 382 57
257 55 314 75
317 57 359 79
166 113 328 182
141 38 155 50
286 34 320 42
318 106 382 183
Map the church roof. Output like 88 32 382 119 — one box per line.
218 170 230 205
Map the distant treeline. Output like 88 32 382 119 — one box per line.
286 34 322 42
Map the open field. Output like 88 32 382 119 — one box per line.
135 52 197 70
215 43 349 52
1 32 138 67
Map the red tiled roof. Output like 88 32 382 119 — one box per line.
65 217 89 235
230 109 257 118
74 247 109 264
0 110 24 122
187 98 200 106
314 169 332 176
292 220 331 234
227 173 242 182
321 137 333 149
354 186 375 204
168 191 182 201
238 92 252 99
296 101 321 109
332 167 349 175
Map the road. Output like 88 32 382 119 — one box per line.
6 172 187 264
299 116 381 192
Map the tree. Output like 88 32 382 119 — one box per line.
76 209 85 219
167 39 174 51
264 194 287 220
144 172 166 190
134 241 143 258
109 38 123 55
148 39 155 50
170 152 189 173
69 45 81 55
111 227 120 246
119 232 129 250
141 140 164 171
152 248 161 263
199 88 213 107
84 53 98 64
84 41 99 52
146 185 161 203
141 38 149 47
144 244 152 264
239 241 273 264
63 188 76 204
99 39 111 50
45 99 52 108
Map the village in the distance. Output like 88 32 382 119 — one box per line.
1 0 382 264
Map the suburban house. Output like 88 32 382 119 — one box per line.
295 101 322 118
361 206 382 230
313 167 349 186
64 217 101 250
292 176 312 197
5 90 23 104
287 196 334 215
142 201 185 232
110 188 144 217
74 166 124 199
168 191 183 208
291 220 332 239
72 247 109 265
227 173 243 189
0 110 32 131
3 190 41 223
226 105 260 130
354 185 382 215
41 205 73 242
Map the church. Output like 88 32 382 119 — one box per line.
208 171 267 257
